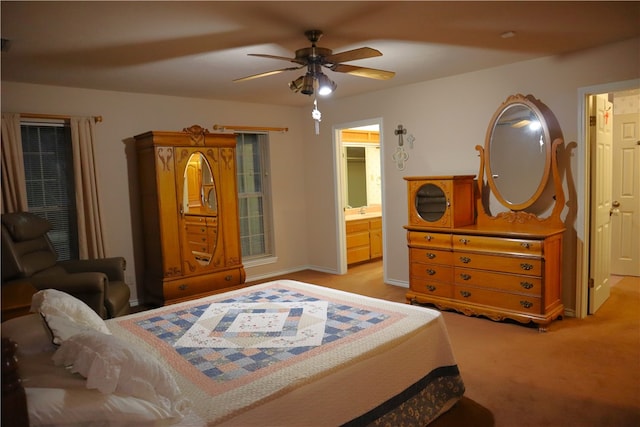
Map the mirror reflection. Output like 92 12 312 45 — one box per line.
183 152 217 215
182 152 218 265
488 103 548 208
344 144 381 209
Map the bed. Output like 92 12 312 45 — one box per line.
2 279 464 426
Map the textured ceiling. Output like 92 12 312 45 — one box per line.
2 1 639 106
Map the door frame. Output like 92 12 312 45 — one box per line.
332 117 385 275
577 78 640 318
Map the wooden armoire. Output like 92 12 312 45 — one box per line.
134 125 245 306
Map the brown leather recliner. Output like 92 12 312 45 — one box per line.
1 212 131 319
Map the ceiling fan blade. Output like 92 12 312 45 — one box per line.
248 53 307 65
324 47 382 65
233 66 303 83
330 64 395 80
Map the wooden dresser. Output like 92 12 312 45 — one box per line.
406 224 564 331
134 125 245 306
404 94 568 331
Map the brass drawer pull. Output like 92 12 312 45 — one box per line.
426 285 436 292
426 252 436 259
521 242 531 249
178 284 188 291
460 256 471 264
520 281 534 290
460 291 471 298
225 275 233 281
520 263 534 271
460 273 471 281
426 268 436 276
459 238 470 245
424 235 433 241
520 301 533 309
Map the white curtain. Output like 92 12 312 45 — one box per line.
1 113 28 213
70 117 108 259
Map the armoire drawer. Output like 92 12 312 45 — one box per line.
410 262 453 282
453 234 543 256
407 231 452 250
453 252 541 276
410 248 453 265
164 269 243 302
409 279 453 298
454 267 542 296
454 285 542 315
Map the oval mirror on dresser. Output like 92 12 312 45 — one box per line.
477 93 565 227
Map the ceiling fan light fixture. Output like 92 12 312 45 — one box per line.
301 73 315 95
317 73 337 96
288 76 304 92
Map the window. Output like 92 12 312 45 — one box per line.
21 121 78 260
236 133 273 260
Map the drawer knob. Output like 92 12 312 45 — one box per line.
520 263 534 271
460 273 471 281
225 275 233 281
426 268 436 276
459 238 470 245
520 300 533 309
426 252 436 259
426 285 436 292
424 235 433 241
178 284 188 291
459 256 471 264
520 281 534 290
521 242 531 249
460 290 471 298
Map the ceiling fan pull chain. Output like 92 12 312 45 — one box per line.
312 99 322 135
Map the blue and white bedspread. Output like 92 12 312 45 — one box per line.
108 280 464 426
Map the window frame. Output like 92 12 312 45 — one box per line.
235 132 275 264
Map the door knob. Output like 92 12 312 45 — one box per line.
610 200 621 216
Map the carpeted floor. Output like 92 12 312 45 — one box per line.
250 261 640 427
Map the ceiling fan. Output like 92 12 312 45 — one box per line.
234 30 395 96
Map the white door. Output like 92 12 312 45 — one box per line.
611 108 640 276
589 94 614 313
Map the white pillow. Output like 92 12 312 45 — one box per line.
52 331 191 419
30 289 110 335
40 312 95 345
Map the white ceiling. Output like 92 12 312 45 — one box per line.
2 1 639 107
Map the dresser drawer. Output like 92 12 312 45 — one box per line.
454 267 542 296
407 231 452 249
164 269 243 302
454 252 541 276
410 262 453 282
410 248 453 265
453 234 543 256
410 279 453 298
454 285 542 315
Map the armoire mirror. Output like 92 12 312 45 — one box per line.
476 94 565 227
182 152 218 265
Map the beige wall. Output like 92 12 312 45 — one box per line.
2 37 639 312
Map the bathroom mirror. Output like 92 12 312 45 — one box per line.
344 144 381 209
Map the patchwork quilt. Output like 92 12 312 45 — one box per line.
107 280 464 426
